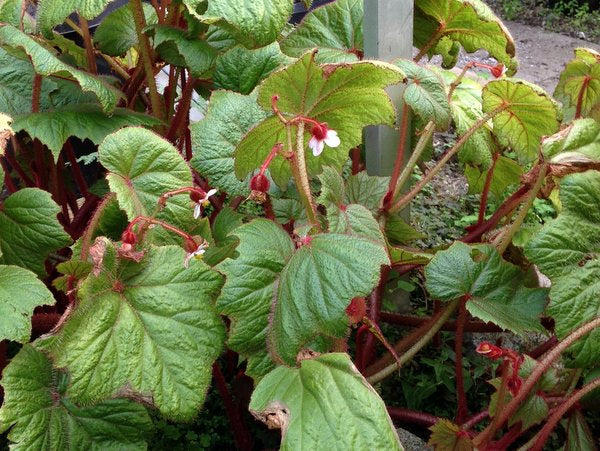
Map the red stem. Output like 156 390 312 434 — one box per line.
64 140 90 198
4 141 34 186
379 311 502 332
387 406 439 427
263 195 275 220
166 72 196 142
526 335 558 359
361 267 390 369
477 152 499 226
354 324 370 372
78 15 98 74
574 76 591 119
454 298 469 424
350 147 362 174
489 424 523 450
0 158 18 193
384 105 411 210
31 312 61 337
212 364 253 451
127 215 196 242
260 143 284 174
69 195 100 238
32 73 41 113
462 410 489 430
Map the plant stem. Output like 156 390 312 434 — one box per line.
80 194 115 261
454 298 469 424
32 74 41 113
290 122 319 230
384 105 411 210
462 410 489 430
0 159 17 193
367 298 460 384
477 152 499 225
387 407 439 427
390 108 503 213
529 378 600 451
130 0 165 121
495 164 547 255
166 72 195 142
361 267 390 369
379 311 502 332
64 140 90 198
413 24 445 62
478 360 510 446
575 75 591 119
448 62 475 99
78 14 97 74
474 316 600 448
350 147 362 174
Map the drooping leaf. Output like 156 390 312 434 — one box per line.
564 411 598 451
389 247 432 265
526 171 600 366
194 0 293 49
543 118 600 163
94 3 158 56
425 242 547 334
414 0 516 71
394 59 450 130
146 25 216 77
0 265 55 342
554 48 600 120
216 219 294 379
201 207 243 266
38 245 225 419
191 91 267 197
234 52 404 186
428 419 473 451
11 105 162 161
0 345 153 450
482 79 561 163
464 155 522 199
0 24 122 113
214 42 290 94
0 188 72 276
280 0 363 63
249 353 402 450
36 0 113 38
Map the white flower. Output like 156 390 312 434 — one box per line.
308 123 340 157
193 188 218 219
183 242 209 268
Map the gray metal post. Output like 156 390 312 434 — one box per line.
363 0 413 176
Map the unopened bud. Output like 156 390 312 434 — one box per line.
250 173 270 193
183 237 199 253
121 230 137 245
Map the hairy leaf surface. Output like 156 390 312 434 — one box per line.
95 3 157 56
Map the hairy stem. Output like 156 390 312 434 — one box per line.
477 152 499 225
166 72 195 142
290 122 319 229
80 193 116 261
454 298 469 424
414 24 445 62
387 407 439 427
78 15 97 74
32 74 41 113
367 298 460 384
575 75 591 119
64 140 90 198
384 105 411 210
361 267 390 369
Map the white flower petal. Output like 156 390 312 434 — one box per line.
324 130 340 148
309 136 319 152
193 203 202 219
313 140 325 156
206 188 218 197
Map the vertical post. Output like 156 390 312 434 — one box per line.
363 0 413 176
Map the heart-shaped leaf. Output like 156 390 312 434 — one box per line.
280 0 364 63
482 79 561 163
0 25 122 113
0 345 152 450
0 188 72 276
0 265 55 342
249 353 402 450
425 242 547 334
38 245 225 419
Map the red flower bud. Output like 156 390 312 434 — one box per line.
183 237 199 253
121 230 137 245
189 189 206 203
476 342 504 359
250 173 270 193
311 123 327 140
490 63 505 78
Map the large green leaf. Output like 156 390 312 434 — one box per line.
554 48 600 120
0 0 34 32
36 0 113 38
394 59 451 131
234 52 404 186
213 42 290 94
0 188 72 276
0 265 55 343
425 242 547 334
38 245 225 419
94 3 158 56
11 105 162 161
191 91 267 197
526 171 600 366
0 25 122 113
414 0 516 70
482 79 561 163
146 25 216 77
194 0 293 49
249 353 402 450
344 171 389 213
564 411 597 451
0 345 152 450
280 0 363 63
543 118 600 163
464 155 522 198
216 219 295 379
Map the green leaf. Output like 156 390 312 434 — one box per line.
389 247 432 265
195 0 293 49
216 219 294 379
11 105 163 161
0 0 34 32
386 214 426 244
249 353 402 450
564 411 597 451
344 171 389 213
235 52 404 186
526 171 600 366
482 79 561 163
95 3 158 56
414 0 516 70
394 59 451 130
543 118 600 163
327 204 385 244
428 419 473 451
425 242 547 334
202 207 243 266
0 25 122 113
554 48 600 120
280 0 363 63
36 0 113 38
272 197 306 224
191 91 267 197
100 127 192 219
464 155 522 198
39 245 225 419
214 42 290 94
0 345 152 450
146 25 216 77
0 265 55 342
0 188 72 276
